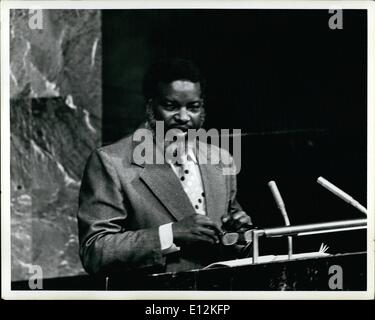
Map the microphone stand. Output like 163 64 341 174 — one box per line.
268 181 293 260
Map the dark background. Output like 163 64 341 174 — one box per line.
102 10 367 255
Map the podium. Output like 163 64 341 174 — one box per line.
11 218 367 291
11 251 366 291
105 252 366 290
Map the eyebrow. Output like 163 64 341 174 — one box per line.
162 98 202 103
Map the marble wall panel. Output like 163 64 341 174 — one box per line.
10 9 102 281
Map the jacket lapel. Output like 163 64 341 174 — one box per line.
130 130 226 222
196 142 227 223
139 163 196 221
199 163 226 223
130 133 196 221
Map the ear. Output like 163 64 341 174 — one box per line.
145 99 156 124
145 98 153 109
145 99 155 115
199 106 206 127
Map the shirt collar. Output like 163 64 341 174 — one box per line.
163 140 198 166
186 145 198 164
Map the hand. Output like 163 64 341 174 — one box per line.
221 211 252 233
172 214 223 246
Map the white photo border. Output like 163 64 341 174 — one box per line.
1 0 374 300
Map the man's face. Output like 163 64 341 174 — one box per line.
152 80 204 133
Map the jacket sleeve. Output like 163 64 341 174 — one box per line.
224 152 253 257
224 152 251 222
77 150 166 275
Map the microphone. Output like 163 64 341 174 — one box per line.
317 177 367 215
268 181 291 225
268 181 293 259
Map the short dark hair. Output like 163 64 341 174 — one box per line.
142 58 205 99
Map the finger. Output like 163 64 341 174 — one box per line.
221 214 230 224
192 225 219 239
222 217 237 231
232 218 253 232
198 219 224 235
230 214 248 227
197 227 220 243
237 226 251 233
192 231 217 244
239 216 251 225
232 211 248 221
199 234 216 244
224 212 251 230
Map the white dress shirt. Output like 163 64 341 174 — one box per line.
158 144 207 254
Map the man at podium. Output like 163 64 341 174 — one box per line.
77 58 252 276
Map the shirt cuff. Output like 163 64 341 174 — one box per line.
159 222 180 255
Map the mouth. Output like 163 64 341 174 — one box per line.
170 126 190 132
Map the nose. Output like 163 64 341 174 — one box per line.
175 107 190 122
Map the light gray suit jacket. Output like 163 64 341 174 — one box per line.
78 131 245 275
